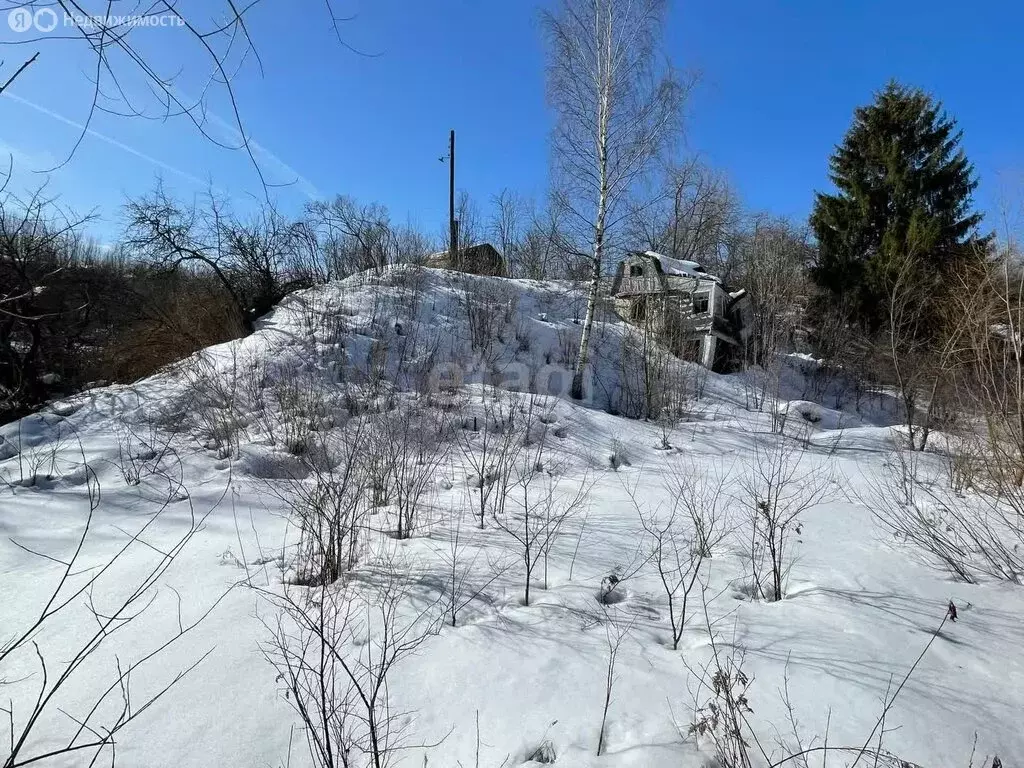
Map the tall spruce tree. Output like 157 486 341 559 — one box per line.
810 81 987 330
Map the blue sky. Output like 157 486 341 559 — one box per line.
1 0 1022 241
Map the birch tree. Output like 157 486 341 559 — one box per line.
542 0 683 399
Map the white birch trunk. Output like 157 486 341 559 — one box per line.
571 8 612 400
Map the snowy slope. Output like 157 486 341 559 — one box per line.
1 266 1020 768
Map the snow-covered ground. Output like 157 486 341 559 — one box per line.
1 267 1020 768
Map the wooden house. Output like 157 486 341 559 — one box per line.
609 251 752 372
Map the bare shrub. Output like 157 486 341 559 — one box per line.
101 275 245 385
943 433 984 495
372 405 452 539
241 356 276 444
269 423 370 586
178 352 246 459
740 433 834 602
112 416 179 488
867 441 1024 584
688 649 755 768
556 328 579 369
685 590 963 768
270 367 339 457
114 420 145 486
363 413 397 510
454 276 518 367
263 558 441 768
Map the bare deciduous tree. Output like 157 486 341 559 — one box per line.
736 219 813 368
518 202 573 280
629 158 739 277
0 185 101 417
878 246 944 450
542 0 683 399
124 185 312 332
305 196 402 280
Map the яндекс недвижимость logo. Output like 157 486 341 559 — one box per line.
8 6 182 32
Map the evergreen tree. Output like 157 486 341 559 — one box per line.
810 81 987 330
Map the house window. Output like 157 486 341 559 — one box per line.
629 264 644 277
693 294 709 314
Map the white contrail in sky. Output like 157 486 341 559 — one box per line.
4 92 210 188
5 93 321 201
204 110 320 200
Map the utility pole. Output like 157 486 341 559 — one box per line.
448 129 458 267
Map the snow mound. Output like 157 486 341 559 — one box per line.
776 399 860 430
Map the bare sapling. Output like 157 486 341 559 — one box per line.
624 460 728 650
667 458 732 558
741 433 834 602
457 392 528 529
493 400 590 605
596 607 634 756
